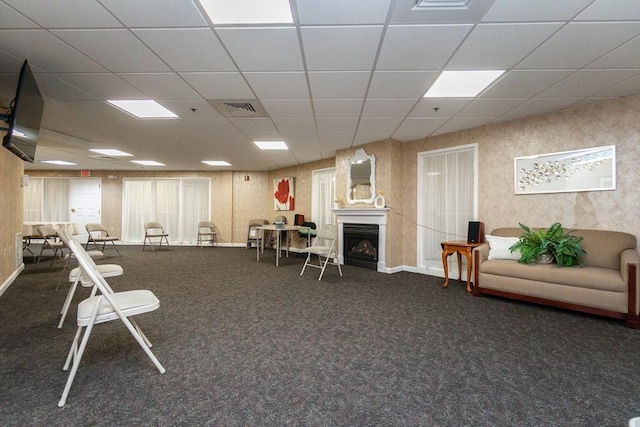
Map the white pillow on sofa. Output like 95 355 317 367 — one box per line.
485 235 520 260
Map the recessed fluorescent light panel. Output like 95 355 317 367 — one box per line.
198 0 293 24
254 140 288 150
202 160 231 166
107 100 178 118
90 149 133 157
41 160 77 166
131 160 165 166
424 70 505 98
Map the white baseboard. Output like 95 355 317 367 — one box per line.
0 263 25 298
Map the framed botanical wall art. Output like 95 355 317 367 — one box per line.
274 177 295 210
514 145 615 195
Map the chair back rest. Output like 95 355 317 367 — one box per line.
273 215 287 224
300 221 317 230
37 225 58 238
198 221 215 229
62 231 114 294
145 222 165 233
86 223 107 235
316 224 337 241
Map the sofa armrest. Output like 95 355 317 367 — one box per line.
621 249 640 319
474 243 490 265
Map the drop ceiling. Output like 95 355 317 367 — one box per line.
0 0 638 171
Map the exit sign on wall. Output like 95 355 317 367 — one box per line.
80 170 91 177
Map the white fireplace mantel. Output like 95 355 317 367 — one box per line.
333 208 389 272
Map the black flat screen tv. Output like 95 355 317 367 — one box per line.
2 60 44 163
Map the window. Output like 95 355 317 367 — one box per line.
122 178 210 244
417 144 478 276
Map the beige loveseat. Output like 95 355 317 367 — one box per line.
473 228 640 328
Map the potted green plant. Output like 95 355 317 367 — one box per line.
509 222 586 267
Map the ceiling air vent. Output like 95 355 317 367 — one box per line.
207 99 269 118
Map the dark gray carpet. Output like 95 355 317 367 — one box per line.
1 245 639 426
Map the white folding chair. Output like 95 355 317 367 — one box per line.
300 224 343 280
58 232 165 407
36 225 66 265
143 222 171 252
85 223 121 256
197 221 218 247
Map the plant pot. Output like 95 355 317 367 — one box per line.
536 253 554 264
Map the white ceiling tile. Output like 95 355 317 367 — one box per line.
117 73 203 100
455 98 526 118
410 98 471 117
308 71 370 99
317 118 358 132
244 72 310 99
180 72 255 99
448 23 563 69
391 117 448 141
390 0 496 24
161 100 223 119
0 2 39 28
482 70 575 98
575 0 640 20
133 28 237 72
501 98 582 119
353 131 393 145
537 69 640 98
261 99 314 118
4 0 120 28
433 118 491 135
281 131 319 146
482 0 591 22
518 22 640 69
55 73 146 100
228 117 279 133
33 74 96 101
357 117 404 133
52 29 171 72
362 99 416 117
217 27 303 72
368 71 438 98
46 100 118 119
587 36 640 69
0 51 25 75
593 74 640 97
186 118 238 134
0 30 107 72
377 25 472 70
99 0 207 27
313 99 363 117
302 26 383 71
272 118 316 132
296 0 392 25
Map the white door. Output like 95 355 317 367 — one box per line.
69 178 102 242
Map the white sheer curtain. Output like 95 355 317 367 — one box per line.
312 167 336 228
181 179 210 244
23 178 70 222
418 145 477 274
122 178 210 244
23 177 44 222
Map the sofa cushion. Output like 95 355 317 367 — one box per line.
485 235 520 260
479 260 625 292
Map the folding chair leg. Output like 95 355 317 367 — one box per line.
58 275 80 329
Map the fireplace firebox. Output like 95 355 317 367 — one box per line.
343 223 379 270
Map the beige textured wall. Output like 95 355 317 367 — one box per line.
5 95 638 281
0 147 24 283
399 95 640 266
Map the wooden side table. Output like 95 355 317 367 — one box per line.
441 240 482 293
